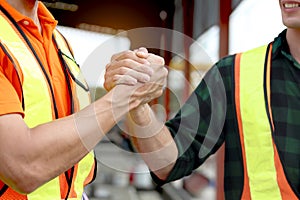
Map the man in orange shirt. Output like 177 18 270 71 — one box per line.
0 0 167 199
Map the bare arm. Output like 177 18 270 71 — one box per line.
104 48 178 180
127 104 178 180
0 50 160 194
0 86 136 193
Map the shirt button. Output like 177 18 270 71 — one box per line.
23 20 29 25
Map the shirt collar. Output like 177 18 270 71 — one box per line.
37 2 57 27
272 29 289 59
272 29 300 69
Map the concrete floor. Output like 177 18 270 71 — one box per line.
86 135 216 200
86 140 163 200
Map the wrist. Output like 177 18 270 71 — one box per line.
126 104 165 139
129 104 151 126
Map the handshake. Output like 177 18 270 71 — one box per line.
99 47 178 179
104 47 168 110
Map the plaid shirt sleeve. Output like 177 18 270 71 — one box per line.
151 30 300 199
151 56 234 185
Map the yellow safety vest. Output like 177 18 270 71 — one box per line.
234 44 298 199
0 8 95 200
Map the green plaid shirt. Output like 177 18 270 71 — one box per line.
152 29 300 199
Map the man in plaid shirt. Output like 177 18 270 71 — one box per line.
105 0 300 199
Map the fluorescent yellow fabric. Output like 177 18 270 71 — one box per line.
0 14 95 199
0 14 53 128
0 12 61 200
239 45 281 200
73 153 95 198
53 30 91 111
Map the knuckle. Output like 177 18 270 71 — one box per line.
105 63 110 69
124 50 134 58
154 90 163 98
103 82 108 90
112 75 119 82
158 56 165 65
118 67 128 75
163 67 168 76
110 55 117 62
148 54 165 65
122 58 133 67
159 90 164 96
104 73 109 80
104 70 112 80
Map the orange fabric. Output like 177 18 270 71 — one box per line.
59 173 70 199
0 1 74 198
0 69 23 117
0 1 71 118
66 162 96 198
234 53 251 200
265 44 274 132
65 162 95 198
273 143 298 200
265 45 298 200
235 48 298 199
0 188 26 200
69 165 79 198
84 162 96 186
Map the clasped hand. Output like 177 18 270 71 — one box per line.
104 47 168 107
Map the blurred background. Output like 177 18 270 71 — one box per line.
44 0 285 199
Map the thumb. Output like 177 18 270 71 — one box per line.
135 47 149 58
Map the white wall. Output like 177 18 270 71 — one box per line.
194 0 285 64
229 0 285 54
58 0 285 89
57 26 130 88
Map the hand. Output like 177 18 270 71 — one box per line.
126 53 166 126
130 51 167 105
106 49 167 109
104 48 154 91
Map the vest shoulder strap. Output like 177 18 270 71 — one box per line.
234 44 298 200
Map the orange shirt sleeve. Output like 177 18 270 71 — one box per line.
0 68 24 117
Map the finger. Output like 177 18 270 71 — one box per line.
114 75 138 86
111 50 150 65
110 50 127 61
105 64 151 90
111 67 150 83
147 53 165 66
135 47 149 59
104 74 139 91
103 75 115 91
107 59 153 77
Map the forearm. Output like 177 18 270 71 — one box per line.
127 104 178 180
0 85 135 193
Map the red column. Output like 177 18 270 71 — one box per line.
182 0 194 102
217 0 231 200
